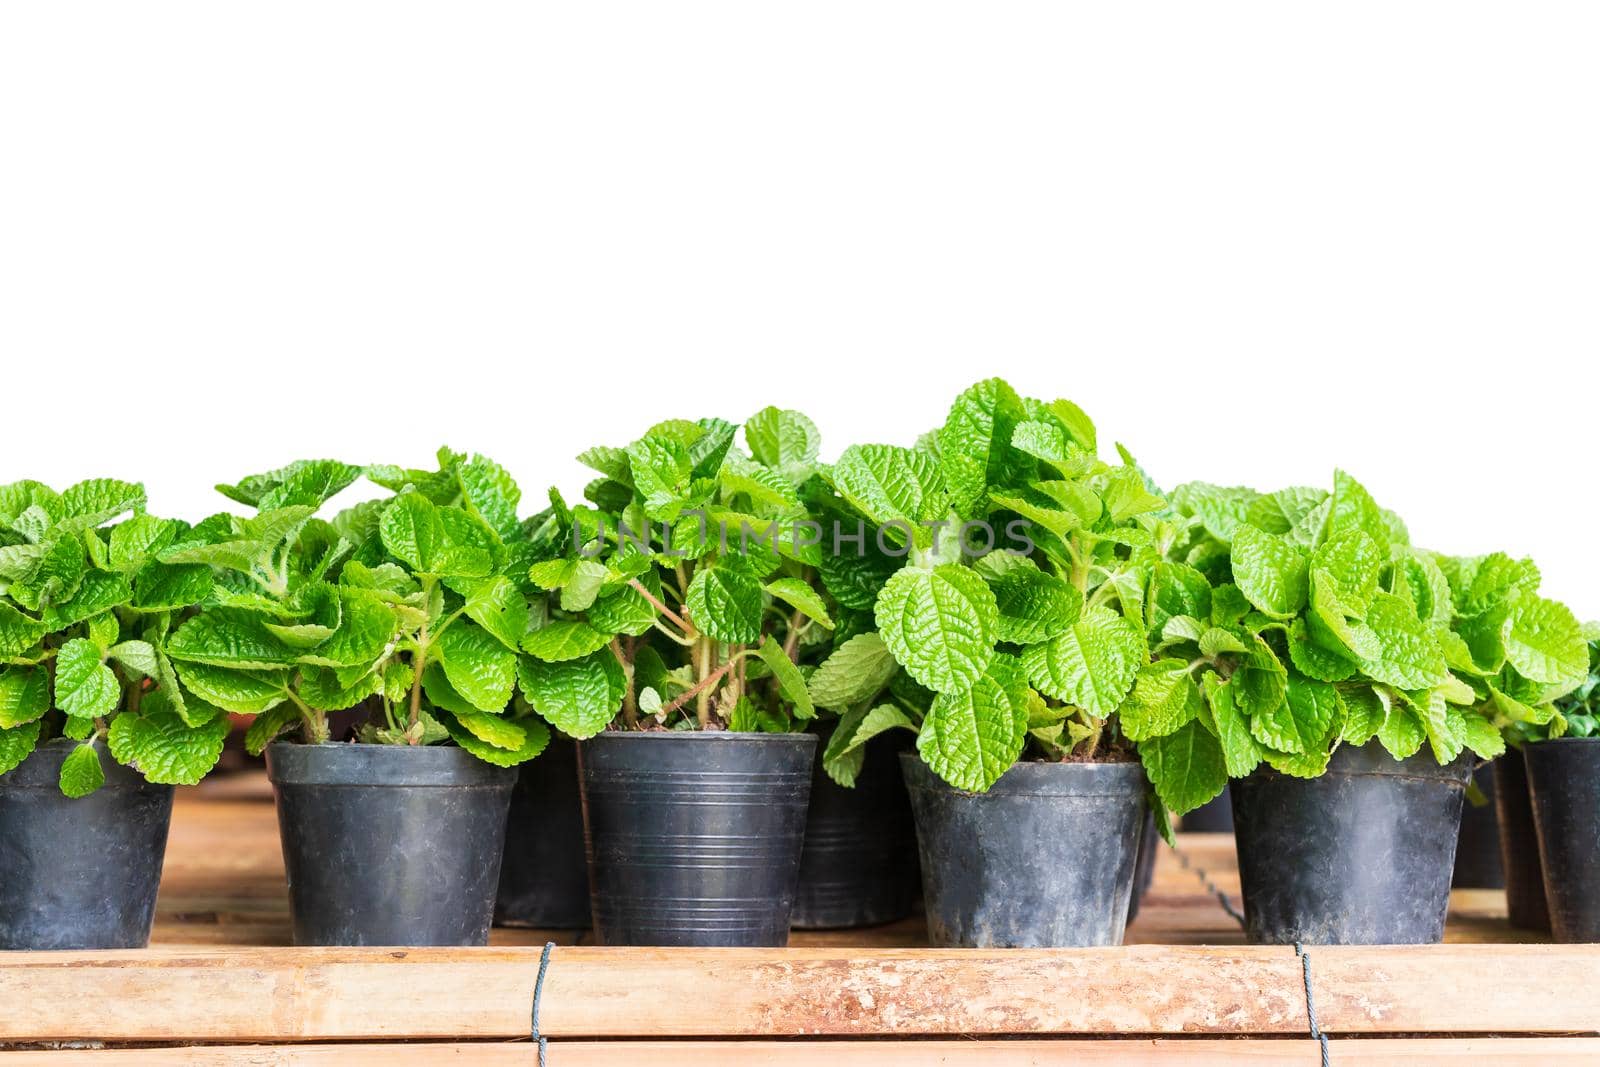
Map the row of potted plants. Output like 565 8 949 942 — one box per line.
0 380 1593 950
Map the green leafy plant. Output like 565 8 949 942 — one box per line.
1131 473 1589 819
809 378 1176 794
1551 633 1600 737
163 453 557 766
531 408 838 739
0 479 227 795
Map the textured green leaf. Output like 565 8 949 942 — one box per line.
876 565 998 694
521 620 613 662
1146 562 1213 641
915 669 1027 791
1207 677 1263 777
0 603 49 658
1287 617 1359 682
1504 595 1587 690
54 639 119 720
0 721 41 776
762 577 833 630
298 667 379 712
1361 591 1449 690
1019 605 1143 716
756 637 813 719
0 667 50 728
380 492 446 573
167 610 300 669
1325 470 1391 554
1250 672 1339 754
1246 487 1328 537
295 594 397 669
516 650 624 739
1311 530 1383 614
823 703 917 786
437 622 517 712
1231 524 1309 620
990 566 1081 645
453 453 522 537
627 434 694 520
452 709 528 751
1340 685 1387 745
58 743 105 797
1140 718 1227 816
58 478 146 528
131 561 212 611
175 660 288 714
106 640 159 679
832 444 947 535
744 407 821 473
443 712 550 767
1232 637 1288 721
807 632 899 709
937 378 1027 517
1172 482 1259 545
1447 553 1541 618
685 566 765 644
1119 660 1200 741
1459 711 1506 760
1376 703 1426 760
108 710 228 785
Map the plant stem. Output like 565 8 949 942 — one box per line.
694 638 713 728
287 690 329 744
662 660 735 722
611 639 638 729
629 578 695 637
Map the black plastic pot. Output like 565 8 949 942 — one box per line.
1126 808 1159 926
1524 738 1600 943
792 731 918 929
265 742 517 947
495 736 591 929
578 731 816 946
1452 763 1504 888
0 740 174 950
1181 791 1234 833
1493 746 1550 932
1231 742 1473 945
902 755 1147 948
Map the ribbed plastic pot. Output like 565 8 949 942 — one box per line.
578 731 816 946
1452 763 1503 888
1524 738 1600 942
792 731 918 929
902 755 1147 948
0 740 173 950
495 735 591 929
1231 742 1473 945
265 742 516 947
1493 746 1550 932
1181 791 1234 833
1126 808 1158 925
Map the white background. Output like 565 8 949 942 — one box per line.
2 4 1595 616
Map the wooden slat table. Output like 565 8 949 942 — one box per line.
1 774 1594 1063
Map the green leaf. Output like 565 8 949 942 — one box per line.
1361 591 1449 690
131 562 212 611
1146 562 1213 641
762 577 833 630
39 569 134 629
1287 617 1359 682
107 640 159 679
108 710 228 785
0 603 49 658
1504 595 1588 690
915 669 1027 791
1249 672 1339 754
1325 470 1391 555
298 667 379 712
1246 487 1328 537
989 566 1082 645
807 632 899 709
437 622 517 712
462 576 529 651
627 434 695 520
58 478 146 529
1231 524 1309 620
54 638 119 720
1140 718 1227 816
444 712 551 767
875 564 998 695
0 667 50 728
1376 703 1426 760
516 650 624 739
1207 677 1263 777
685 566 765 643
452 453 522 537
380 492 447 573
175 660 288 714
295 593 397 669
1119 660 1200 741
586 581 657 637
0 721 41 776
822 703 917 785
167 610 299 669
1019 605 1143 717
522 620 613 662
59 743 106 797
452 709 528 751
1232 637 1288 721
1459 711 1506 760
937 378 1028 517
832 444 948 535
756 637 814 719
1311 530 1384 614
744 407 821 473
1340 685 1387 745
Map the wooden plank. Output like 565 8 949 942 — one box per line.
4 1039 1600 1065
3 943 1598 1042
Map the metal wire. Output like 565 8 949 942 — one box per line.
532 941 554 1066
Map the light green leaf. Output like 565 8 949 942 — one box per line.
915 668 1027 791
0 603 49 658
0 667 50 728
462 576 529 651
1504 595 1588 690
443 712 550 767
59 743 106 797
744 407 821 473
756 636 813 720
627 434 694 520
807 632 899 709
54 638 119 720
1376 703 1426 760
1140 718 1227 816
108 710 229 785
107 640 159 679
58 478 146 528
1361 591 1449 690
1231 524 1309 620
685 566 764 644
1249 672 1339 754
0 721 41 776
437 622 517 712
516 650 624 739
823 703 917 786
1019 605 1143 717
1311 530 1383 614
875 564 997 694
989 567 1082 645
521 620 613 662
1119 660 1200 741
1207 677 1263 778
832 444 947 536
937 378 1027 517
175 660 288 714
379 492 446 573
762 577 833 630
452 709 527 751
167 610 299 669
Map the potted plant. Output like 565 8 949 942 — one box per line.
163 454 556 947
1522 630 1600 941
1132 474 1576 945
534 411 833 946
0 479 227 949
809 379 1171 948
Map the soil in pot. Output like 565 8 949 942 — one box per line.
496 735 590 929
1493 746 1550 932
1524 738 1600 942
792 731 918 930
1231 741 1473 945
1180 791 1234 833
578 731 816 946
0 740 174 950
266 742 517 947
1452 763 1503 889
902 754 1147 948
